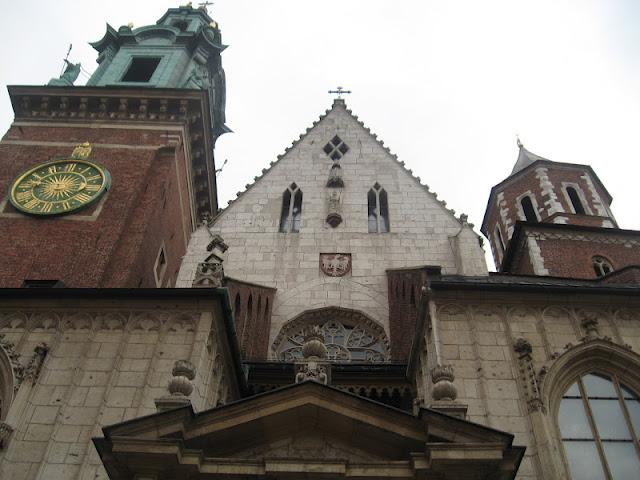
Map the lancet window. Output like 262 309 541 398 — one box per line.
520 195 538 222
558 373 640 479
566 186 587 215
279 183 303 233
367 183 389 233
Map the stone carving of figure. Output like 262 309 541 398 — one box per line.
182 65 209 89
48 60 81 86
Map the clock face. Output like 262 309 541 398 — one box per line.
9 159 111 216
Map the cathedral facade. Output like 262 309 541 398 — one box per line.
0 5 638 480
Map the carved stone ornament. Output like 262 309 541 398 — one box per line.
580 312 600 340
155 360 196 412
326 163 344 188
0 422 14 450
326 190 343 228
431 364 457 402
192 258 224 288
320 253 351 277
301 326 328 360
295 362 328 385
0 335 49 391
207 234 229 253
513 337 544 413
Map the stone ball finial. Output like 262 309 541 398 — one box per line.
431 364 457 402
168 360 196 397
302 326 327 360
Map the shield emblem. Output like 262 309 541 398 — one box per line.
320 253 352 277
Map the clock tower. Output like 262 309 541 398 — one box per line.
0 4 227 288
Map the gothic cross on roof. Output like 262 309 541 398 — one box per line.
198 1 214 13
328 86 352 99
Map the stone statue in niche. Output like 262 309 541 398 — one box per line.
326 190 342 227
326 163 344 188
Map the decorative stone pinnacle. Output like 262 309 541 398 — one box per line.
431 364 457 402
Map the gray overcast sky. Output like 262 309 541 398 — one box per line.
1 0 639 270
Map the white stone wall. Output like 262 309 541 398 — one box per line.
177 102 487 349
0 304 236 480
416 295 640 480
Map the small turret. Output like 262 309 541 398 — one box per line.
481 142 626 277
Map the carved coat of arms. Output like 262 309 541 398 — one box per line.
320 253 352 277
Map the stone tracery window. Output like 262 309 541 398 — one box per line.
593 256 613 277
368 183 389 233
558 373 640 479
279 183 303 233
272 308 390 363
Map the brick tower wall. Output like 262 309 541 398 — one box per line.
0 123 194 287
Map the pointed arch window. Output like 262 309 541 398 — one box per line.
520 195 538 223
368 183 389 233
566 186 587 215
279 183 303 233
558 373 640 479
593 256 613 277
495 225 506 256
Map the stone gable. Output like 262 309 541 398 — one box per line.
177 100 487 354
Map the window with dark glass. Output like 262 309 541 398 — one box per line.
520 195 538 222
122 57 161 82
559 373 640 479
368 183 389 233
567 186 587 215
279 183 303 233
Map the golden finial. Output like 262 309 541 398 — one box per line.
209 20 218 29
516 135 523 148
71 142 92 159
127 22 134 29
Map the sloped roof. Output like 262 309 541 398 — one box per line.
511 143 551 175
94 381 524 480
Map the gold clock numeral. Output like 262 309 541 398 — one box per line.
85 184 101 192
41 203 53 213
24 198 40 210
64 163 77 172
85 175 101 182
62 201 70 210
74 193 92 203
15 191 33 202
47 166 57 174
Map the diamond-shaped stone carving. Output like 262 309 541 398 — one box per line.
323 135 349 161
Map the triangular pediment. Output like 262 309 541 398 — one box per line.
95 382 524 479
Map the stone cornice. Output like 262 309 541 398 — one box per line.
7 85 218 220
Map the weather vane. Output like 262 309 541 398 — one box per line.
198 1 214 13
328 86 352 99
